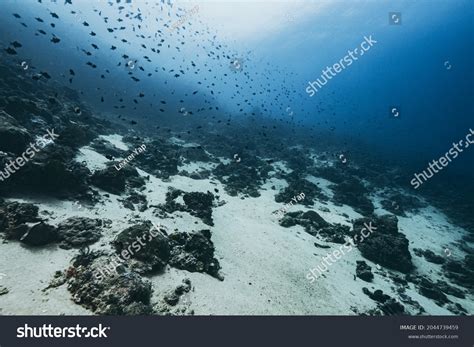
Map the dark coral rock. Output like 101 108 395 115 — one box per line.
90 138 125 160
57 217 102 249
435 280 465 299
0 201 40 239
123 137 180 179
275 172 327 206
20 222 57 246
8 145 90 197
212 154 271 197
280 210 329 233
443 255 474 289
379 298 405 315
362 288 390 303
168 230 222 280
356 261 374 282
362 288 405 315
0 111 32 154
280 210 350 242
56 123 97 149
353 215 413 273
331 178 374 216
121 192 148 212
67 254 154 315
446 303 467 315
182 191 215 226
180 145 213 163
381 193 426 217
112 222 170 273
413 248 445 265
91 163 144 195
417 278 449 305
159 188 215 226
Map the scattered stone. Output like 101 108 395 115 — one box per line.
356 261 374 282
362 287 405 315
280 210 350 243
20 222 57 246
413 248 445 264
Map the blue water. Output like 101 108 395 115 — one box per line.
0 0 472 182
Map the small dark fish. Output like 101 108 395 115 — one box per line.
50 12 59 19
51 36 60 43
82 21 89 26
38 29 46 35
13 13 21 19
90 31 96 36
69 69 75 75
41 71 51 79
10 41 22 48
35 17 44 23
111 45 116 50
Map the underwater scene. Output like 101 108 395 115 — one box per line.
0 0 472 316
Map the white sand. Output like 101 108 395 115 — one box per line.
1 135 472 315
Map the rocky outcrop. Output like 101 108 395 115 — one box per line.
91 163 145 195
212 154 272 197
0 201 40 239
353 215 413 273
279 210 350 242
168 230 222 280
332 177 374 216
275 172 327 206
20 222 57 246
158 188 215 226
57 217 103 249
67 253 154 315
0 111 31 154
112 222 170 274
